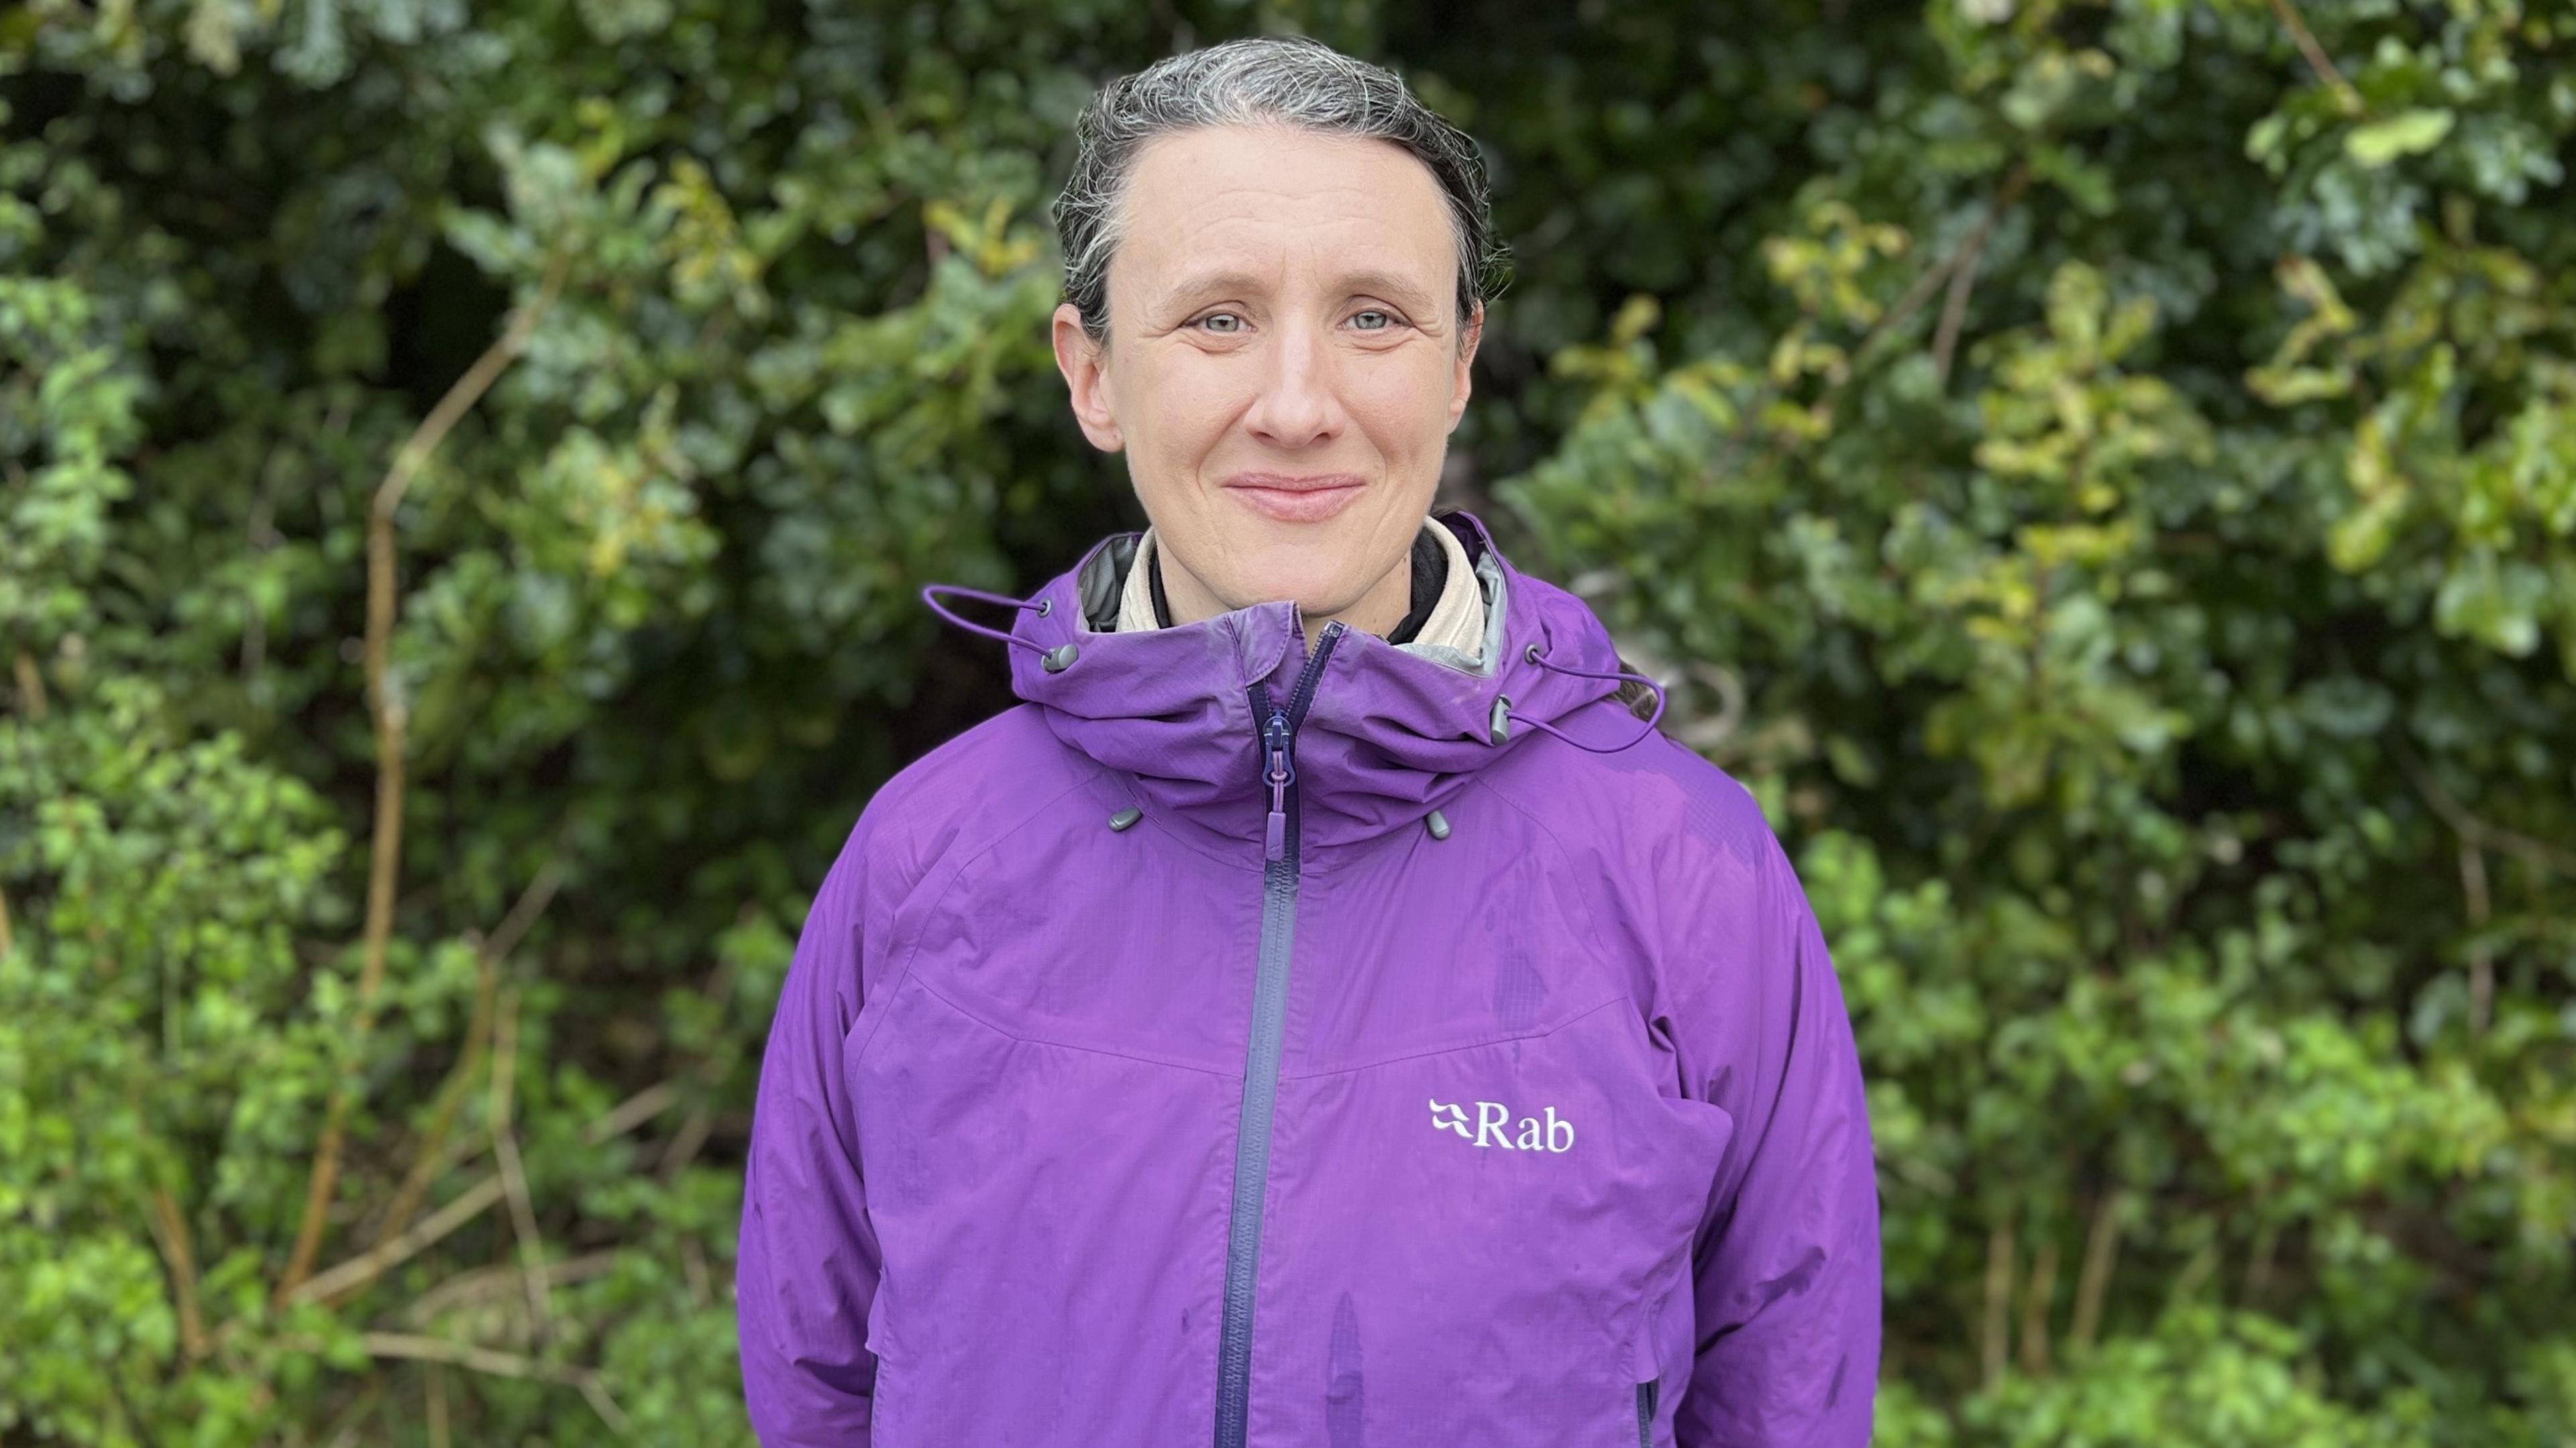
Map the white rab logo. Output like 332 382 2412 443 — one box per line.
1428 1097 1575 1152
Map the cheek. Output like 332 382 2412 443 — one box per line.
1124 354 1246 461
1347 350 1462 455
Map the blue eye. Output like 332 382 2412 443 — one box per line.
1354 310 1394 330
1199 313 1245 333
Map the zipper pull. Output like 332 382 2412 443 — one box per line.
1262 708 1293 862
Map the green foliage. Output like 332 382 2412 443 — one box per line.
3 0 2571 1441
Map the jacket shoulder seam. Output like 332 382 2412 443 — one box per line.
1464 769 1625 958
900 970 1241 1079
1287 993 1628 1081
847 764 1107 1071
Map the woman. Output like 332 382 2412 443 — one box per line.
737 35 1880 1447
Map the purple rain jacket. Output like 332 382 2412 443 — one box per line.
737 509 1880 1447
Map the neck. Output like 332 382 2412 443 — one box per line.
1159 535 1417 640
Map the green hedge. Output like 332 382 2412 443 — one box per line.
3 1 2571 1442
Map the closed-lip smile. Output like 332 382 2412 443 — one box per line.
1223 471 1367 524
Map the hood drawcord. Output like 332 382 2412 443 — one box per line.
1488 641 1669 754
921 582 1078 673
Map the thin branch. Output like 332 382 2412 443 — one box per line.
363 1331 561 1381
292 1175 508 1308
367 955 498 1253
359 1332 628 1435
1870 246 1970 376
11 648 45 720
1932 164 2033 387
370 840 572 1247
578 1378 633 1435
682 1235 712 1308
371 829 578 1245
292 1079 679 1308
240 462 277 683
2268 0 2365 117
1862 162 2032 379
2244 1215 2280 1303
2168 1240 2219 1308
586 1080 682 1145
1703 160 2032 490
315 1384 382 1448
2460 840 2494 1036
2070 1187 2127 1355
488 987 553 1344
484 855 568 966
657 1106 716 1184
407 1251 621 1327
381 848 573 1240
2017 1238 2059 1377
146 1187 210 1360
275 250 572 1306
1982 1217 2015 1388
656 949 743 1183
425 1362 450 1448
2391 730 2576 879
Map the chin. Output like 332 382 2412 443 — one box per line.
1216 557 1362 617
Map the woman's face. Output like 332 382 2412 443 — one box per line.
1053 123 1481 632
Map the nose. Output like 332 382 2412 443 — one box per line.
1241 315 1346 449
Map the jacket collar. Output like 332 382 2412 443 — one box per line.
1112 513 1489 664
998 510 1638 865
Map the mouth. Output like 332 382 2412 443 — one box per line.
1221 471 1368 524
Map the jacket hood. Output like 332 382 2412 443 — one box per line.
924 509 1665 862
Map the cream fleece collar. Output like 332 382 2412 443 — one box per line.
1115 515 1487 664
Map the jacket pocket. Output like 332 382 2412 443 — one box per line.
1633 1375 1658 1447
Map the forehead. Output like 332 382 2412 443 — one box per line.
1109 123 1458 310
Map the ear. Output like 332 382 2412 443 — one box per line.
1446 300 1483 432
1053 302 1124 452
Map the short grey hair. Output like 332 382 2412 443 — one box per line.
1053 36 1509 345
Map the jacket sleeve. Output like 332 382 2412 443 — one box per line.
1674 826 1881 1447
737 818 883 1444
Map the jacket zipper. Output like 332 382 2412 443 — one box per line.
1214 617 1346 1448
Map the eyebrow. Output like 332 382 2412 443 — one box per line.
1155 266 1444 318
1340 270 1443 316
